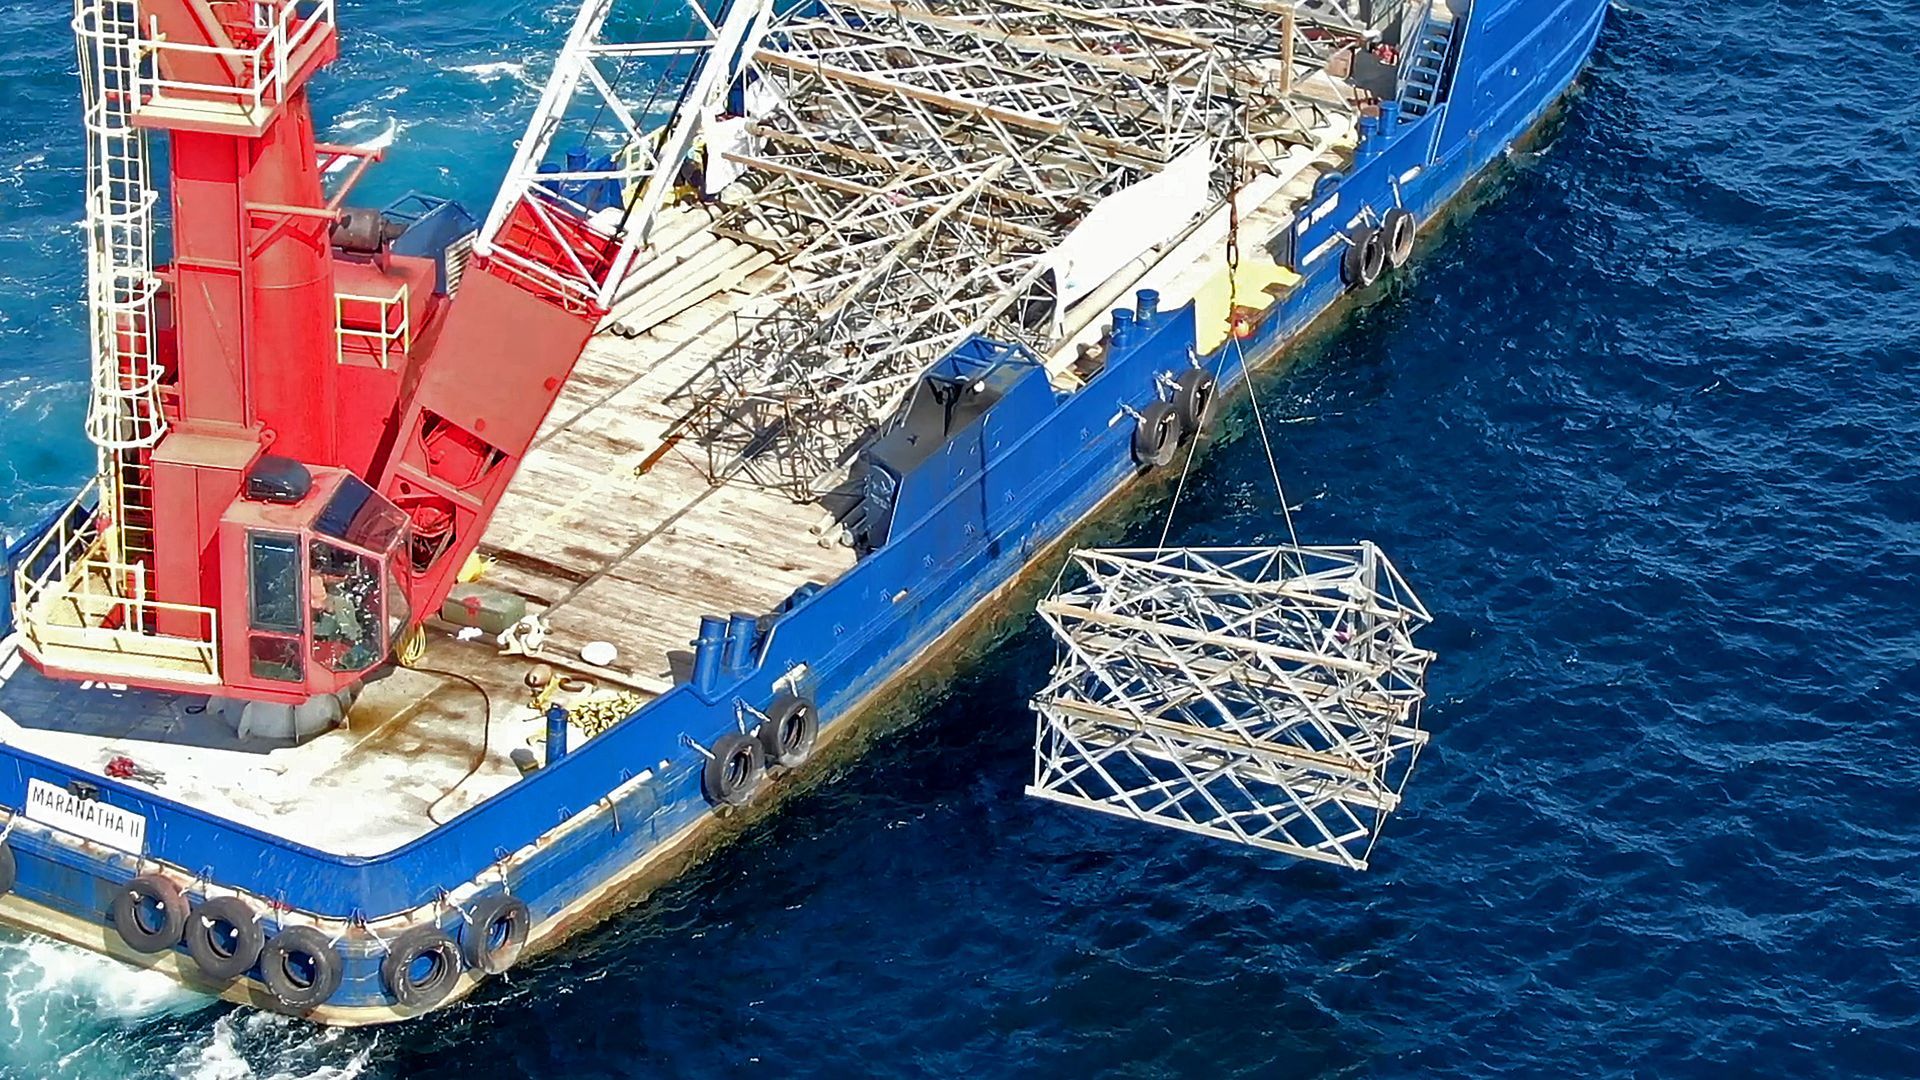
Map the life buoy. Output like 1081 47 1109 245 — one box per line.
260 924 343 1011
184 895 265 982
381 924 463 1009
1384 208 1417 268
1173 369 1217 437
462 893 531 975
0 838 15 898
112 873 187 954
702 733 765 807
759 693 820 768
1341 225 1387 289
1131 401 1180 469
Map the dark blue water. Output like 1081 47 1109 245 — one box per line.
4 0 1919 1076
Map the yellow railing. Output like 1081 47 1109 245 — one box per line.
12 481 221 683
131 0 336 127
12 480 105 620
336 283 411 368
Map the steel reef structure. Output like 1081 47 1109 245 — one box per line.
0 0 1608 1023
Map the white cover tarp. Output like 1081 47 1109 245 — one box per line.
1046 140 1213 313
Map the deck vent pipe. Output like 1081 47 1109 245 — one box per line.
692 615 728 693
1135 289 1160 325
723 613 759 673
546 704 570 765
1356 114 1381 160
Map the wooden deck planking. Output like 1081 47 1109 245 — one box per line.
464 247 850 692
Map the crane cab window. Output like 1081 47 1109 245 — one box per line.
309 539 382 673
247 531 305 682
248 532 302 633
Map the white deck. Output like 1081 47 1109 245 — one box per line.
0 639 535 855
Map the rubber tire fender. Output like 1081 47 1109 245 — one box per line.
463 893 531 976
1383 208 1417 268
759 693 820 769
703 733 766 807
1173 369 1217 439
260 924 344 1011
1131 401 1181 469
112 873 188 954
1341 225 1386 288
381 924 463 1010
0 838 14 898
184 895 265 982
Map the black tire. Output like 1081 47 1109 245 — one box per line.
184 896 265 982
1383 208 1417 268
462 893 531 975
381 925 463 1009
1340 225 1386 288
759 693 820 769
702 733 765 807
1173 369 1217 438
260 925 343 1011
111 874 187 954
0 839 14 898
1131 401 1180 469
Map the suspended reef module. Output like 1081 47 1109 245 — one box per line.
1030 545 1434 870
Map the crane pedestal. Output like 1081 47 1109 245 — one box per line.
1028 544 1435 871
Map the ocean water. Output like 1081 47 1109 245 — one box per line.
2 0 1918 1076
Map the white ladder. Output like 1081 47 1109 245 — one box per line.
74 0 167 573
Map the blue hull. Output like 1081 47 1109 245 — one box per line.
0 0 1608 1019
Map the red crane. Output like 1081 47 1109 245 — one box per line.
12 0 619 707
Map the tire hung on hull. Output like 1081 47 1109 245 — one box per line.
1132 401 1180 469
184 895 266 983
260 925 344 1011
463 893 531 975
703 733 766 807
0 838 14 898
1173 368 1217 438
759 693 820 769
381 925 463 1009
1340 225 1387 289
1383 208 1417 268
112 874 188 954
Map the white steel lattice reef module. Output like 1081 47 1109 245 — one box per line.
1028 545 1435 871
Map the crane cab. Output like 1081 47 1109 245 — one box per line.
216 461 413 703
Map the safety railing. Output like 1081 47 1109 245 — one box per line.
336 284 411 368
130 0 336 130
11 480 220 683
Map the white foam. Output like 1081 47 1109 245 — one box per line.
452 61 527 82
325 119 401 175
0 934 206 1023
0 933 211 1078
167 1013 377 1080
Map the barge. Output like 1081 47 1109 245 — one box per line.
0 0 1607 1023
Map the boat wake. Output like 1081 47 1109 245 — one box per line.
0 933 376 1080
162 1013 376 1080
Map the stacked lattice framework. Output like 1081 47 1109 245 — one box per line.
1029 545 1433 870
687 0 1375 496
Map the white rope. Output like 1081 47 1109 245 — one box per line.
1236 336 1305 559
1154 148 1301 558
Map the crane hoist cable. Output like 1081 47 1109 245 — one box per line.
1154 135 1302 558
